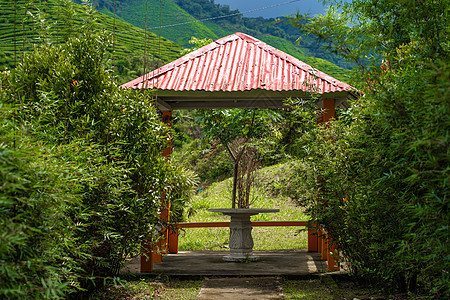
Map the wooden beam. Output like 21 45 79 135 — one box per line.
164 100 285 110
175 221 308 228
156 99 172 111
154 89 349 100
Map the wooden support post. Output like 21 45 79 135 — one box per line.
140 238 153 273
152 239 162 263
140 110 172 273
321 230 328 261
327 237 340 271
160 110 172 254
317 98 336 124
322 98 335 123
308 223 319 252
168 228 179 254
316 99 336 263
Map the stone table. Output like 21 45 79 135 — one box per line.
208 208 279 262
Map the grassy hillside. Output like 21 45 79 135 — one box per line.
0 0 182 83
179 162 309 251
99 0 221 46
95 0 350 82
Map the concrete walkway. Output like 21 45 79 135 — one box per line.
197 277 283 300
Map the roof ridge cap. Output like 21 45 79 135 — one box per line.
234 32 261 44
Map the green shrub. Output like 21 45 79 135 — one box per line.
0 105 82 298
173 139 232 184
287 0 449 296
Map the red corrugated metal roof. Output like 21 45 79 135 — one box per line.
122 32 352 94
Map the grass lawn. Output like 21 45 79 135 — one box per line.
282 277 381 300
178 163 309 251
89 276 203 300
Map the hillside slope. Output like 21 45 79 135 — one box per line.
0 0 182 83
98 0 223 46
86 0 351 82
178 161 309 251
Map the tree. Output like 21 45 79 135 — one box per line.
286 0 449 295
198 109 281 208
180 36 213 56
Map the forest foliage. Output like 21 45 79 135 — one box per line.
0 3 194 298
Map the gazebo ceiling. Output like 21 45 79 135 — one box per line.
122 32 355 111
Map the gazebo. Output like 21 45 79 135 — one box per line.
122 32 355 271
122 32 354 113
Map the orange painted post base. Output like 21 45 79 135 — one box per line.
160 202 170 254
327 238 340 271
308 223 319 252
321 230 328 261
318 229 341 271
152 239 163 263
168 228 179 254
140 235 165 272
140 239 154 272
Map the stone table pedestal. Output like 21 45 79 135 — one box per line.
208 208 279 262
